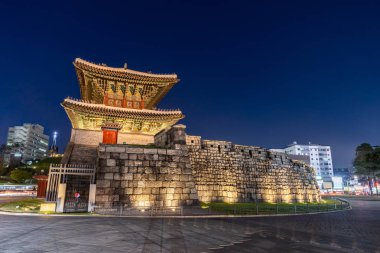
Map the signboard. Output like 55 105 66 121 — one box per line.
332 176 343 189
323 182 333 190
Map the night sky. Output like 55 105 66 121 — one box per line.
1 1 380 168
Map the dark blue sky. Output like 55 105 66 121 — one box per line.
1 0 380 167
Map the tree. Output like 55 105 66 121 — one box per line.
32 157 62 174
10 169 33 183
353 143 380 195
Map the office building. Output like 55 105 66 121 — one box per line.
7 124 49 163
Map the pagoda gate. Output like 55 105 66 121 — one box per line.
62 58 184 146
45 58 186 213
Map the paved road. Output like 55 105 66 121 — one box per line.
0 199 379 253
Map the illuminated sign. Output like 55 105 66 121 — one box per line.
332 176 343 189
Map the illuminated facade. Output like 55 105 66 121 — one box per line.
46 58 320 213
62 58 184 145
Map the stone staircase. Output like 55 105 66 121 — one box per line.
62 142 98 166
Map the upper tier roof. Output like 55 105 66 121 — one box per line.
74 58 179 83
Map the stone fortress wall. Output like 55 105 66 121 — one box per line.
95 125 198 208
186 136 320 203
94 125 320 208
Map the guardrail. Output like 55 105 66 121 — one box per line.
0 185 36 191
202 198 351 215
92 199 350 217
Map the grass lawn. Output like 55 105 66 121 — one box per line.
201 198 345 215
0 198 93 215
0 198 44 213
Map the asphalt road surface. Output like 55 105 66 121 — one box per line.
0 199 379 253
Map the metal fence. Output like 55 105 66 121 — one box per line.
46 164 96 202
93 205 183 216
92 198 350 216
203 198 351 215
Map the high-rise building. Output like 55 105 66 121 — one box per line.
271 142 334 181
6 124 49 163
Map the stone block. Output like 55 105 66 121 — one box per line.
129 167 137 173
122 173 133 180
144 149 157 154
96 180 110 188
157 149 167 155
98 152 109 159
133 188 142 194
106 159 116 167
142 188 151 194
166 188 175 194
96 195 109 202
190 193 198 199
120 153 129 159
104 173 114 180
106 146 125 153
125 148 144 154
167 150 182 156
137 181 145 187
129 154 137 160
112 182 122 191
160 167 168 174
165 194 174 200
121 167 129 173
125 188 133 195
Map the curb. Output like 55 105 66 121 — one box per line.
0 207 351 219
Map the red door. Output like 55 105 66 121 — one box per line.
102 129 118 144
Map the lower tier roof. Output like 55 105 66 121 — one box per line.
62 98 184 135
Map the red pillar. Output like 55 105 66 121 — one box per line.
33 175 48 198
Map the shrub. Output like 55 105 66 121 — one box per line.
10 169 33 183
